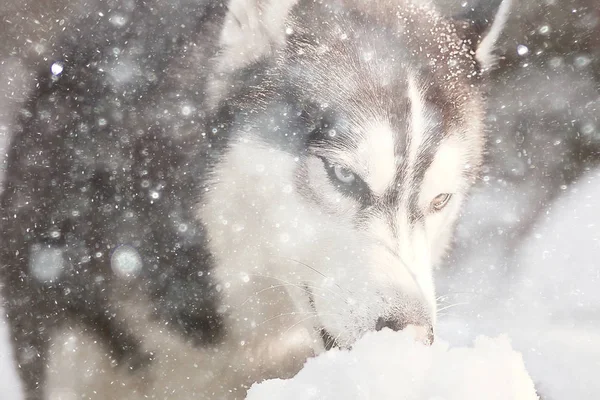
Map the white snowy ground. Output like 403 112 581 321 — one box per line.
436 167 600 400
246 328 538 400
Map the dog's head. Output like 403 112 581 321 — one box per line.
202 0 510 348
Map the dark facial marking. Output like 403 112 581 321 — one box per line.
319 157 372 206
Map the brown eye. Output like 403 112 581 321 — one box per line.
430 193 452 212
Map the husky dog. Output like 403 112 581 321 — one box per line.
0 0 510 398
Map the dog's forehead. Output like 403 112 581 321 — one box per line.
283 1 477 131
326 74 443 196
285 0 478 87
350 121 400 196
279 1 482 203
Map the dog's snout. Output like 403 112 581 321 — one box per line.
375 317 434 345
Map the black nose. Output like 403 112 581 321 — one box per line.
375 317 404 332
375 317 434 345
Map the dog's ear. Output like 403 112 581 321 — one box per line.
218 0 297 71
456 0 513 72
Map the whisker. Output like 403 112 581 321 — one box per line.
287 258 329 280
330 331 345 349
258 311 318 327
260 311 342 331
241 283 306 306
244 273 346 305
436 302 469 313
281 315 321 336
281 257 353 296
436 291 497 301
436 312 466 319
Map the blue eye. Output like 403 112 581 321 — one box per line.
333 165 355 184
320 157 370 203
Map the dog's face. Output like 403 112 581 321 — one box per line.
202 0 507 348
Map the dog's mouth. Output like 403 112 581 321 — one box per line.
319 328 338 350
306 284 339 350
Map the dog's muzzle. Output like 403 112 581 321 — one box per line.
307 285 434 349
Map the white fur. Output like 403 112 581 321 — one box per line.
357 121 397 196
207 0 298 108
407 74 427 167
420 136 470 267
219 0 297 66
475 0 513 71
199 126 454 349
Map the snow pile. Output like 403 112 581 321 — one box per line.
246 328 538 400
435 168 600 399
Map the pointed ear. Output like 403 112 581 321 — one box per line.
218 0 297 71
457 0 513 72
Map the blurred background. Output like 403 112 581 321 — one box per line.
0 0 599 399
434 1 600 399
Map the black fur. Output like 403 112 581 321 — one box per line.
0 1 227 398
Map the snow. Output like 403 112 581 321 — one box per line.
246 328 538 400
28 244 65 282
110 245 143 279
50 62 64 76
437 168 600 400
516 44 529 56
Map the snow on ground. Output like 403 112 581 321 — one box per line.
246 328 538 400
437 168 600 400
